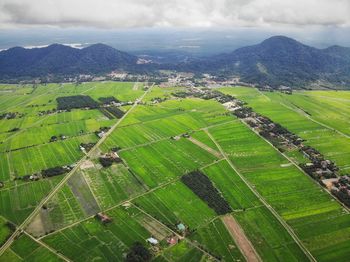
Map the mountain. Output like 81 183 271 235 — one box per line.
0 43 138 79
1 37 350 88
184 36 350 87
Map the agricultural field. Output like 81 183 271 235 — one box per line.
1 82 350 261
219 87 350 174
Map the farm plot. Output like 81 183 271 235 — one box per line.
190 130 220 152
190 218 246 261
143 86 186 102
0 176 62 225
102 99 232 150
30 173 98 233
84 82 145 102
0 116 44 134
202 161 261 210
83 163 146 209
0 118 115 152
133 181 216 231
0 234 62 262
154 241 210 262
3 133 98 178
42 206 170 262
121 97 232 126
208 119 350 261
234 207 309 262
42 109 109 125
119 138 218 188
0 216 13 247
275 91 350 136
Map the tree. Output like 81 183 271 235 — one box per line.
126 242 152 262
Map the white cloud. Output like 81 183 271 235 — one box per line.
0 0 349 29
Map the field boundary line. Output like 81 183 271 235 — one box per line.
0 84 154 256
204 128 316 262
280 102 350 139
24 231 71 262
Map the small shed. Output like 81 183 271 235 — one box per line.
177 223 186 231
146 237 158 245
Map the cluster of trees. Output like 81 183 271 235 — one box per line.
99 107 125 119
42 166 68 178
56 95 99 110
0 112 23 120
181 170 232 215
99 156 122 168
105 107 125 118
126 242 152 262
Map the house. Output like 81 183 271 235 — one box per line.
146 237 158 245
97 131 105 138
29 174 40 181
96 212 112 223
167 236 178 245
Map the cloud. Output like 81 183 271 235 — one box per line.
0 0 349 29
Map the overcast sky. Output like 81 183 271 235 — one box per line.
1 0 350 52
0 0 350 29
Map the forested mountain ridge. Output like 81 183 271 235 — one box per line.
182 36 350 87
1 36 350 88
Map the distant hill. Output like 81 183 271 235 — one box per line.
183 36 350 88
1 37 350 88
0 43 138 79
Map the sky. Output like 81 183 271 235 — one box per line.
0 0 350 53
1 0 350 29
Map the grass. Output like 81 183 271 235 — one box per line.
203 160 261 210
234 207 309 262
0 176 63 224
155 240 209 261
133 181 217 230
0 217 12 246
190 218 245 261
83 163 146 209
119 138 218 188
0 233 62 262
42 206 169 261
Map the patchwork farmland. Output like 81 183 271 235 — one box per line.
0 82 350 262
